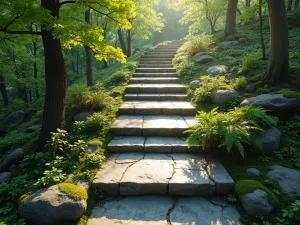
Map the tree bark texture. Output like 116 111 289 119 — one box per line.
224 0 238 37
0 73 8 106
287 0 293 11
118 29 127 55
85 9 93 86
259 0 267 60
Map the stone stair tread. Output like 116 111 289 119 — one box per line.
127 84 184 87
126 84 186 94
119 101 195 115
124 93 188 101
130 77 180 84
133 73 178 77
108 136 200 153
92 153 235 196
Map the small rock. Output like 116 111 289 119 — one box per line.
4 110 25 130
0 148 25 172
193 54 213 64
0 172 12 183
246 168 261 178
74 112 92 122
254 126 281 154
24 125 41 133
18 184 87 225
109 91 121 98
190 80 201 90
211 89 238 105
239 38 247 43
86 145 99 154
268 165 300 198
207 65 229 75
239 189 274 216
221 41 240 47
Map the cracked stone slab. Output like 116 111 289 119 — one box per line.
87 196 173 225
170 197 242 225
108 136 145 152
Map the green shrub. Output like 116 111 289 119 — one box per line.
183 35 213 56
271 90 300 98
87 139 103 147
232 77 247 89
58 183 87 201
185 106 278 158
105 71 130 87
241 52 261 71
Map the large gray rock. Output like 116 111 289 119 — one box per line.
18 184 87 225
190 80 200 90
239 189 274 216
211 89 238 105
0 172 12 183
240 94 300 111
221 41 240 47
246 168 261 178
0 148 25 172
3 110 25 130
24 125 41 133
207 65 228 75
193 54 213 64
254 126 281 154
268 165 300 198
74 112 92 121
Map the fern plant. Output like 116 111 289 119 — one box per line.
185 106 278 158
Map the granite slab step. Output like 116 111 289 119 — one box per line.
126 84 186 93
144 53 175 57
124 93 188 101
138 64 173 68
111 115 195 136
108 136 200 153
135 68 176 73
92 153 235 196
129 77 180 84
139 61 173 64
133 73 178 78
119 101 195 115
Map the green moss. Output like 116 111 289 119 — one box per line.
225 34 241 41
271 90 300 98
58 183 88 201
87 139 103 147
235 180 279 206
18 191 33 204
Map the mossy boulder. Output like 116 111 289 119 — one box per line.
271 90 300 98
235 180 278 216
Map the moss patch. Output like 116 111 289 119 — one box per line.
58 183 88 201
271 90 300 98
18 191 33 204
235 180 279 206
87 139 103 147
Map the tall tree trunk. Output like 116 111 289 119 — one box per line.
224 0 238 37
295 0 299 9
71 49 76 73
29 89 33 102
246 0 251 7
259 0 267 60
118 29 127 55
287 0 293 11
103 60 108 68
39 0 67 150
32 39 40 99
264 0 289 82
0 73 8 106
127 29 132 57
84 9 93 86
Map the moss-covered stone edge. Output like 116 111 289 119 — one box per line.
234 179 279 206
58 183 88 201
271 90 300 98
18 191 34 204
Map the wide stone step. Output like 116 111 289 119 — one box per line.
111 115 195 136
141 56 174 60
139 60 173 64
133 73 178 78
124 93 188 101
119 101 195 115
143 53 175 57
87 196 241 225
92 153 235 196
146 50 178 53
125 84 186 93
138 64 173 68
129 77 180 84
108 136 200 153
135 68 176 73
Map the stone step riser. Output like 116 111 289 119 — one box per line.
124 95 188 101
111 127 188 136
146 51 177 54
129 78 180 84
138 61 173 64
133 73 178 78
125 86 186 94
138 64 173 68
141 56 174 60
135 68 176 73
108 144 199 153
144 54 175 57
119 108 195 116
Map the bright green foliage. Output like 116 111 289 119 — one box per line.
232 77 247 89
185 106 278 158
241 52 261 71
235 180 279 206
58 183 88 201
87 139 103 147
181 35 213 56
84 152 105 169
227 194 237 203
271 90 300 98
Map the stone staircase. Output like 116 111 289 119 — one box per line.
88 41 240 224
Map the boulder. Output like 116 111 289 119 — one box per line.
240 94 300 111
0 148 25 172
211 89 238 105
3 110 25 130
239 189 274 216
207 65 228 75
239 38 247 43
246 168 261 178
254 126 281 154
190 80 201 90
86 145 100 153
0 172 12 183
221 41 240 47
74 112 92 121
24 125 41 133
193 54 213 64
268 165 300 198
18 184 87 225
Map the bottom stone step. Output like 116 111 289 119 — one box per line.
87 196 242 225
92 153 235 196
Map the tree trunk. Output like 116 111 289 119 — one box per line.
0 73 8 106
224 0 238 37
103 60 108 68
287 0 293 11
246 0 251 7
84 9 93 86
127 29 132 57
295 0 299 9
118 29 127 55
264 0 289 82
71 49 76 73
32 39 40 99
38 0 67 150
24 85 28 104
259 0 267 60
